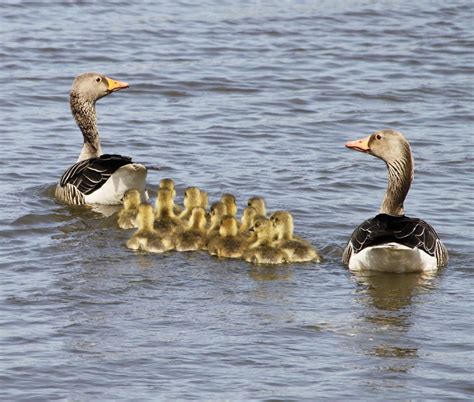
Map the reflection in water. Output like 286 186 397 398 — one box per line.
352 271 437 375
248 265 293 282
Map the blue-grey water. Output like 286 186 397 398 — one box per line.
1 1 473 400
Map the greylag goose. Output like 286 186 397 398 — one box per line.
342 129 448 272
270 211 321 263
55 72 147 205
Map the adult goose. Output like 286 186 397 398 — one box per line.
55 72 147 205
342 129 448 273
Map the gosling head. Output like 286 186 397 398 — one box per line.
251 217 273 242
189 207 207 230
159 178 176 198
184 187 202 210
123 189 141 210
247 196 267 216
209 201 226 225
136 203 155 229
221 193 237 217
71 72 129 103
270 211 294 240
219 215 239 237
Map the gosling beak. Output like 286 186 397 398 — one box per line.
106 76 129 92
345 135 371 153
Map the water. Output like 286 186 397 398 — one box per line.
1 0 473 399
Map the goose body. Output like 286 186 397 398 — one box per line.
343 129 448 272
55 73 147 205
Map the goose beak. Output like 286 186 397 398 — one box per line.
345 135 371 153
106 77 129 92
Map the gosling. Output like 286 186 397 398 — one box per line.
243 217 287 265
126 203 174 253
221 193 238 217
117 189 141 229
247 196 267 217
175 207 207 252
270 211 321 263
209 215 247 259
179 187 202 222
155 188 183 237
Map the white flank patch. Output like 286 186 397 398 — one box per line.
348 242 438 273
84 163 147 205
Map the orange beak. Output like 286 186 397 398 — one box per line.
106 76 129 92
345 135 371 153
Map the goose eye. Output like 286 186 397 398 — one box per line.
96 77 101 83
376 134 382 140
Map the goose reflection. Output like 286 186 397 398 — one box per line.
352 271 437 373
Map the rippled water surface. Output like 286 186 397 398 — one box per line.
1 1 473 400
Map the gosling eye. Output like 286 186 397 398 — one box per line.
376 134 382 140
96 77 101 83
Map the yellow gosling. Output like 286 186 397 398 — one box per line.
175 207 207 252
179 186 202 222
126 203 174 253
239 206 258 241
221 193 237 217
155 188 183 237
243 217 287 265
117 189 141 229
209 215 247 259
207 201 226 235
270 211 321 263
247 196 267 217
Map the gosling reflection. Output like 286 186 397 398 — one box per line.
248 265 292 282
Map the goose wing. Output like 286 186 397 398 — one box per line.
59 154 132 195
343 214 448 267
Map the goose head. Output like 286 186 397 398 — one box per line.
123 189 141 210
345 129 411 165
346 129 414 216
71 72 129 103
